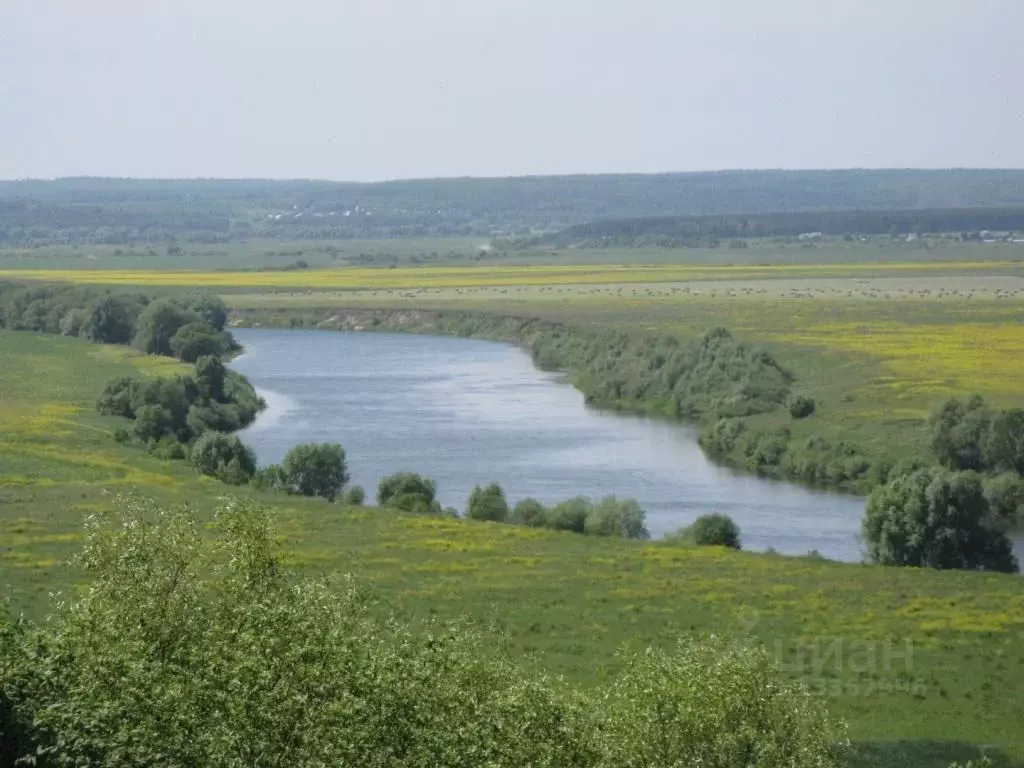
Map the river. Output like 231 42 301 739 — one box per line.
230 328 889 561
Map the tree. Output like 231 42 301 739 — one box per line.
983 473 1024 526
59 307 88 337
466 483 509 522
190 432 256 485
132 404 173 443
195 354 226 401
133 297 197 356
181 294 228 332
82 296 136 345
671 513 742 549
929 396 992 471
862 469 1018 573
280 443 348 501
509 498 549 527
96 376 139 419
982 408 1024 474
583 496 649 539
377 472 439 513
170 322 225 362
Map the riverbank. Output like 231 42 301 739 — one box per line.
229 306 904 497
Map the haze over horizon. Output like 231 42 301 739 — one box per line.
2 0 1022 182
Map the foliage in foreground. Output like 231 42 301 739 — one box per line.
0 496 846 768
863 469 1018 573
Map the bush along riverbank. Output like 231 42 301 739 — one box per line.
229 307 902 496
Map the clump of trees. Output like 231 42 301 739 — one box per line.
466 483 510 522
862 469 1018 573
0 495 845 767
190 431 257 485
377 472 442 514
0 282 237 363
96 354 265 449
930 395 1024 475
371 477 651 540
700 419 903 494
530 326 792 422
667 513 742 549
253 443 349 502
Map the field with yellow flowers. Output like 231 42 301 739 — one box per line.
1 329 1024 767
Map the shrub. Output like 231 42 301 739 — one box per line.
547 496 590 533
96 376 139 419
0 496 599 768
132 404 173 443
583 495 649 539
377 472 439 512
0 496 847 768
251 464 286 492
342 485 365 506
509 498 549 527
466 483 509 522
599 638 847 768
190 432 257 485
863 469 1018 572
789 394 816 419
151 436 187 461
670 513 742 549
280 443 349 501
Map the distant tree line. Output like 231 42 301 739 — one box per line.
0 199 232 246
6 169 1024 244
514 206 1024 249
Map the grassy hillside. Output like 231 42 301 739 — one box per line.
1 330 1023 766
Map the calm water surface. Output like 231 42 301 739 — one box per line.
231 328 1024 564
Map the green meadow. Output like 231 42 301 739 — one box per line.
1 330 1023 767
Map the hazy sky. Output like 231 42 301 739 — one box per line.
2 1 1022 180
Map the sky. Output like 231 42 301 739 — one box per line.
1 0 1022 181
